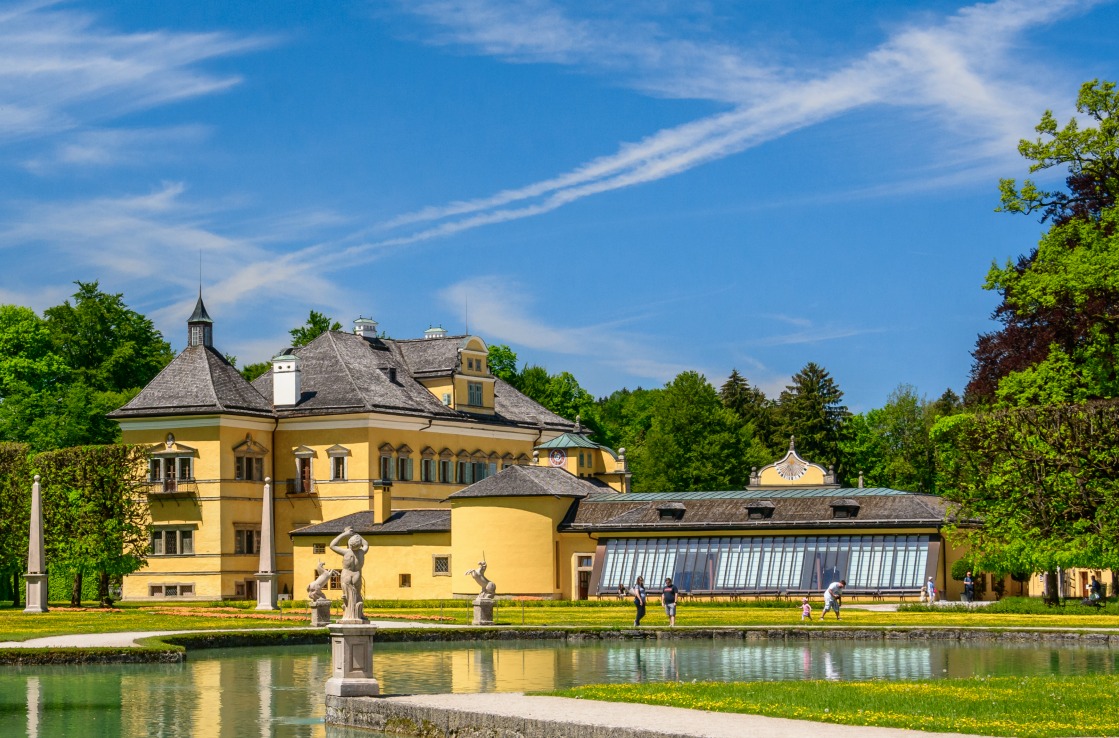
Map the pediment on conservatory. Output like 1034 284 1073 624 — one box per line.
751 437 833 487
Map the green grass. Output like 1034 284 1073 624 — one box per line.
0 603 312 642
4 597 1119 641
544 675 1119 737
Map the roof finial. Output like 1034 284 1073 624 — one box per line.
574 414 583 433
789 435 796 451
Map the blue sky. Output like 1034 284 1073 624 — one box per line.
1 1 1117 410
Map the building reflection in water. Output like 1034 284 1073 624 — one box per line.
5 641 1119 737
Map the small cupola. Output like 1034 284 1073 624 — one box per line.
187 291 213 348
354 316 379 339
424 325 447 339
271 348 302 406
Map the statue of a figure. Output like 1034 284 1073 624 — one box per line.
465 560 496 600
329 527 368 622
307 561 336 603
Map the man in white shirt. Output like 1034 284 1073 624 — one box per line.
820 579 846 620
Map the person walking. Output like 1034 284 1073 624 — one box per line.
632 576 647 627
926 576 936 603
800 597 812 621
963 571 975 602
820 579 845 620
661 577 679 626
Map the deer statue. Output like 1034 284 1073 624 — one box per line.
307 561 337 602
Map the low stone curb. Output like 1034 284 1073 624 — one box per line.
325 693 981 738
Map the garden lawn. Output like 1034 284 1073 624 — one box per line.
545 675 1119 738
353 603 1119 630
0 605 311 642
6 601 1119 639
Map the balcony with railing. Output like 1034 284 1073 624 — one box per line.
280 478 317 496
146 478 199 495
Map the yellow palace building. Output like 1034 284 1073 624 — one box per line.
113 299 963 603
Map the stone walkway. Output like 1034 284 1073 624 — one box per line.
337 692 986 738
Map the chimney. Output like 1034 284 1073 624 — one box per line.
424 325 447 339
271 348 301 406
372 481 392 525
354 316 379 339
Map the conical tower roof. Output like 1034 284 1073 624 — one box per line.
188 292 213 324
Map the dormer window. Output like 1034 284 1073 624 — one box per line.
746 500 775 520
657 502 686 522
830 499 861 519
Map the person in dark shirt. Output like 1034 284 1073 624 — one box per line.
661 577 680 627
632 576 647 626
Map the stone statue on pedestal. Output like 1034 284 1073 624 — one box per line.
465 558 496 625
307 561 337 627
308 561 336 602
466 560 496 600
329 527 368 623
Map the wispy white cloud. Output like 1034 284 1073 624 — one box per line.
0 1 271 161
21 125 211 172
0 183 351 332
355 0 1091 256
439 277 694 383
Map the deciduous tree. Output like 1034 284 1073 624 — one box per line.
289 310 342 347
35 445 151 606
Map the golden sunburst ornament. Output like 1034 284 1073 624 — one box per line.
775 456 808 480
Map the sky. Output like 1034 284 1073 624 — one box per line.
1 0 1117 411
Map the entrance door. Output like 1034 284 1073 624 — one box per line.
578 571 590 600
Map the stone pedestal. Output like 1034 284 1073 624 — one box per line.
255 572 278 611
472 598 494 626
23 573 48 614
311 600 332 627
325 624 380 697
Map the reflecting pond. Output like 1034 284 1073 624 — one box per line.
4 638 1119 738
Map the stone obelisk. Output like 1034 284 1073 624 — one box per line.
24 475 48 613
255 477 278 610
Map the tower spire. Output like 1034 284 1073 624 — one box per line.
187 289 213 348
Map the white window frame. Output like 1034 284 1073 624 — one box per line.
234 526 262 555
331 455 347 481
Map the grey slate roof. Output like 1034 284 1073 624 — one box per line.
394 335 465 378
110 345 273 418
561 490 950 532
446 464 604 500
250 331 574 430
290 509 450 536
112 321 575 430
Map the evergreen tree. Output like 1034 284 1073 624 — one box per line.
719 369 776 457
773 362 849 479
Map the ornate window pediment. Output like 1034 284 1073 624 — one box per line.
233 433 268 458
326 444 351 458
293 445 316 458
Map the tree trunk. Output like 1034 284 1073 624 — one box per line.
98 571 112 607
1044 570 1060 606
71 571 83 607
11 571 20 608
